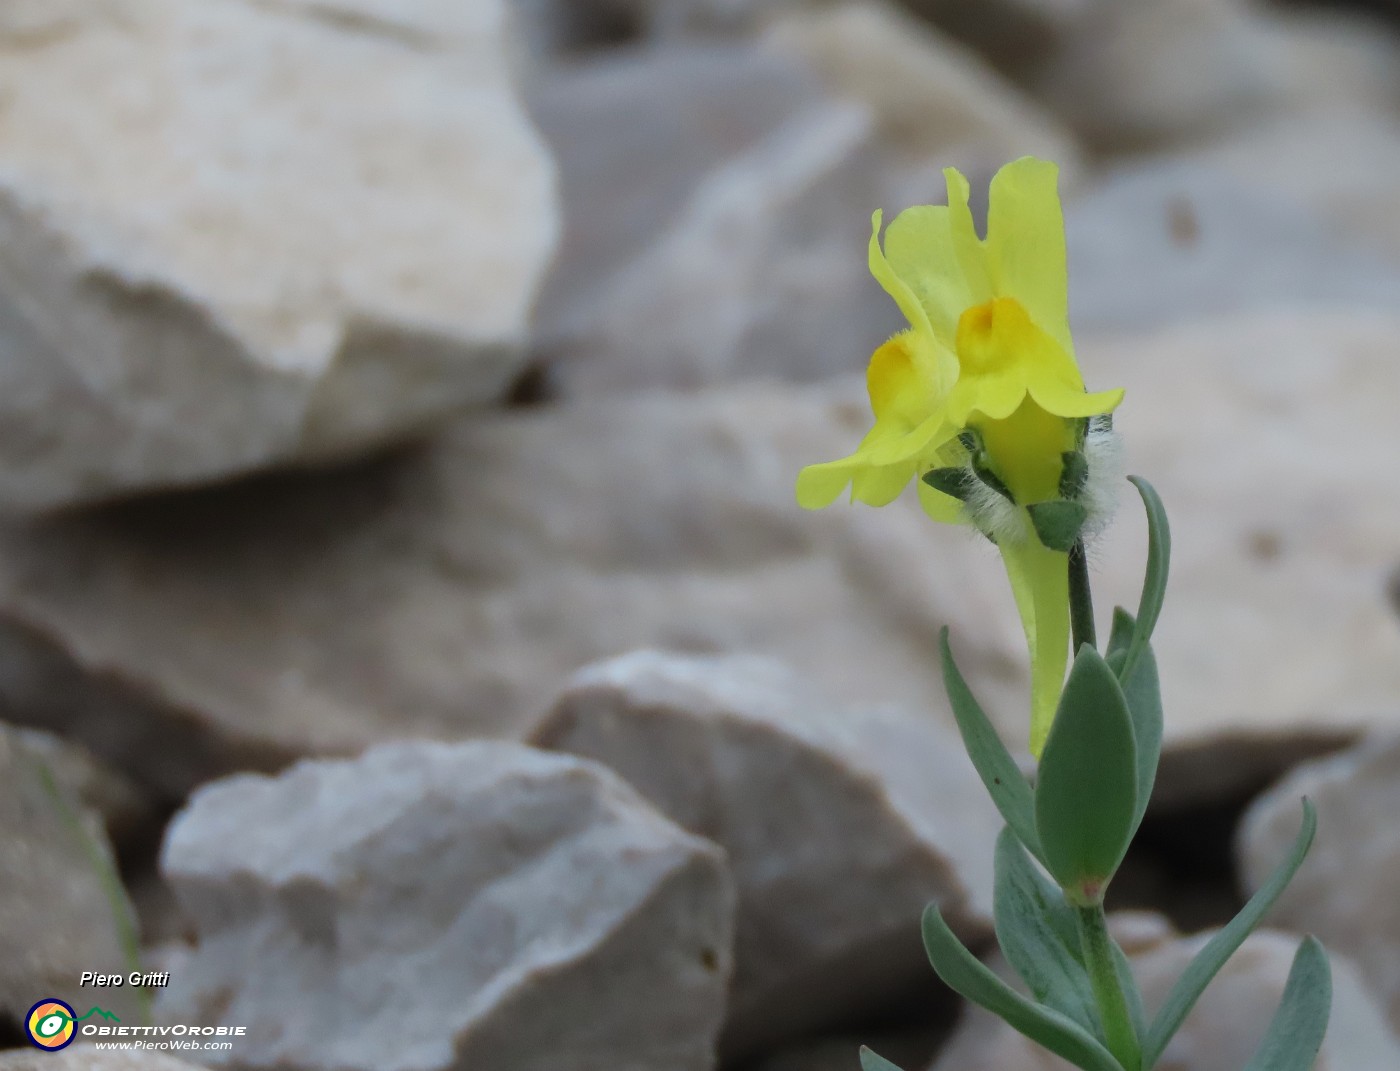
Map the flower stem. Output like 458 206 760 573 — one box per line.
1068 539 1095 651
1077 904 1140 1071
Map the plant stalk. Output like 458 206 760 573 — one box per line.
1077 904 1140 1071
1068 539 1096 651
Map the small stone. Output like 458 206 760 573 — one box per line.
156 741 735 1071
929 921 1400 1070
531 650 1000 1055
1237 736 1400 1035
0 0 558 510
0 726 144 1028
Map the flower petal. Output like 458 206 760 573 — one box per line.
795 457 861 509
985 157 1073 359
851 461 917 506
868 210 935 348
917 478 964 523
999 538 1072 757
1027 379 1125 420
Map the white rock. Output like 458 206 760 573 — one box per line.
1238 736 1400 1035
930 922 1400 1070
0 0 558 510
0 380 1025 799
156 741 735 1071
1029 0 1400 151
1065 160 1400 336
528 43 898 394
762 0 1082 184
531 650 1000 1055
1083 312 1400 805
0 725 144 1027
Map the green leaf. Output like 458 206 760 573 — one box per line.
1111 937 1147 1047
1105 608 1163 841
1119 477 1170 685
859 1046 907 1071
993 829 1102 1040
1028 500 1089 552
922 466 977 501
921 904 1126 1071
1242 937 1332 1071
940 629 1043 863
1142 800 1319 1067
1035 647 1138 904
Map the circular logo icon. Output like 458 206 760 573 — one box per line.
26 999 77 1051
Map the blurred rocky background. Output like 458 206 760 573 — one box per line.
1 0 1400 1068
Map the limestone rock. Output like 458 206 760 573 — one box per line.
527 43 897 394
0 726 144 1027
1238 736 1400 1034
0 381 1025 799
1064 160 1400 336
1182 110 1400 263
1082 312 1400 806
0 1050 208 1071
532 650 1000 1055
6 726 151 848
761 1 1082 184
1029 0 1400 152
156 741 735 1071
930 922 1400 1070
0 0 558 510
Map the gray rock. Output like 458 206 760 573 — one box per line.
1238 736 1400 1035
0 0 557 511
1065 160 1400 336
1082 312 1400 806
0 381 1024 799
7 725 152 848
930 920 1400 1070
156 741 735 1071
527 43 897 394
0 726 144 1028
1028 0 1400 151
0 1050 207 1071
531 650 999 1055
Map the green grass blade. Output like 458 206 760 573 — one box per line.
940 628 1043 863
1142 800 1318 1066
922 903 1125 1071
1241 937 1332 1071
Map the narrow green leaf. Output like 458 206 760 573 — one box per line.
1142 800 1319 1067
1241 937 1332 1071
1105 608 1163 841
921 904 1126 1071
1120 477 1170 684
859 1046 907 1071
994 828 1102 1040
1111 938 1147 1048
940 629 1044 863
1035 647 1138 903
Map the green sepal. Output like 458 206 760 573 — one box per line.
1119 477 1170 684
1028 500 1089 552
972 455 1015 502
922 466 977 502
940 629 1044 864
993 829 1102 1040
859 1046 906 1071
1105 609 1163 842
921 904 1125 1071
1142 800 1319 1067
1241 936 1332 1071
1035 647 1138 905
1060 450 1089 499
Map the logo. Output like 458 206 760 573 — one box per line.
26 1001 122 1051
26 1000 76 1051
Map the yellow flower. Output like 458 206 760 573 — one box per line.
795 157 1123 755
